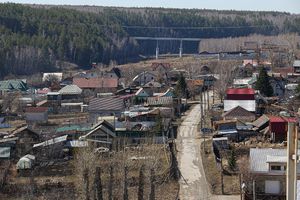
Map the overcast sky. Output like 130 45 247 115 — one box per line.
1 0 300 14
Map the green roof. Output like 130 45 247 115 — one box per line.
0 80 28 92
56 125 90 133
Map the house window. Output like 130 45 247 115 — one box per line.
270 165 281 171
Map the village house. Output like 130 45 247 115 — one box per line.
224 88 256 112
0 79 28 95
195 74 217 88
222 106 256 123
268 74 286 97
233 77 253 88
73 77 119 93
132 71 157 86
58 84 82 100
293 60 300 73
249 148 300 197
79 120 115 148
6 126 40 158
88 97 126 123
186 79 204 96
25 107 48 124
268 116 296 142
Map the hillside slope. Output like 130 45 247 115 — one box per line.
0 3 299 77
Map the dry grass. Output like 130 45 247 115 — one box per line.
201 139 240 195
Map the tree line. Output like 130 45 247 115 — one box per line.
0 3 300 77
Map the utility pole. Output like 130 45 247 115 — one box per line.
253 180 256 200
207 88 210 110
212 84 215 105
155 40 159 60
200 90 203 130
287 122 298 200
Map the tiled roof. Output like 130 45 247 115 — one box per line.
25 107 48 113
226 88 255 95
58 84 82 95
73 77 118 89
147 96 173 106
250 148 300 173
222 106 255 118
89 97 125 111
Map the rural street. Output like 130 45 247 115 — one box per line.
176 104 239 200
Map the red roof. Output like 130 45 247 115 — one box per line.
226 88 255 95
269 116 285 123
73 77 118 89
25 107 48 113
269 116 297 123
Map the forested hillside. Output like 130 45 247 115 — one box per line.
0 3 300 77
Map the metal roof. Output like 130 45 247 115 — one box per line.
0 147 10 158
33 135 68 148
89 97 125 112
293 60 300 67
58 84 82 95
252 115 269 128
147 96 173 106
250 148 300 173
222 106 255 119
0 79 28 92
226 88 255 95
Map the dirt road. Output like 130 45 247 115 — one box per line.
176 104 239 200
177 104 214 200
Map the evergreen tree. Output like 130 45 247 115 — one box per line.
255 67 273 97
296 83 300 99
228 148 237 171
175 74 188 98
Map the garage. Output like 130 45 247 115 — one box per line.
265 180 280 194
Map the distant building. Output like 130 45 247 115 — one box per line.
58 84 82 100
132 71 157 86
88 97 125 122
0 79 28 95
224 88 256 112
25 107 48 123
73 77 119 92
268 116 296 142
293 60 300 73
222 106 256 122
42 73 63 82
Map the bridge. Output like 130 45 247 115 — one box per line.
132 37 202 59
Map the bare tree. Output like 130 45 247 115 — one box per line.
44 74 59 87
123 166 129 200
138 165 145 200
108 166 113 200
214 61 237 102
149 168 155 200
94 167 103 200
